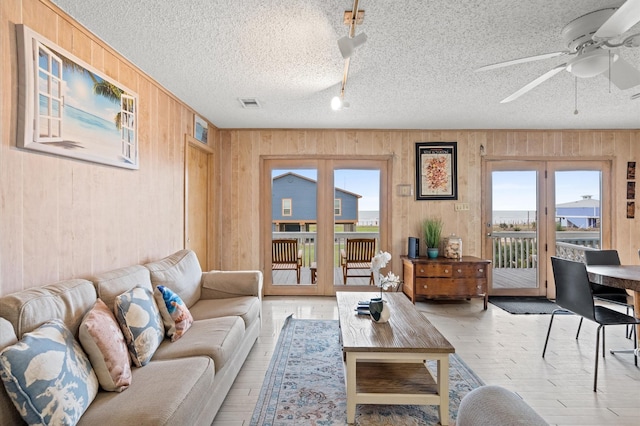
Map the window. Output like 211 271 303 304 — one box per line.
282 198 292 216
120 94 136 164
334 198 342 216
35 43 63 142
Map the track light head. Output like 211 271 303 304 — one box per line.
338 32 367 59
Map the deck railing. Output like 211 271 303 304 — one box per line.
490 231 600 269
274 231 599 270
272 232 379 267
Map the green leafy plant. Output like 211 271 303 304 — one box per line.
422 218 443 248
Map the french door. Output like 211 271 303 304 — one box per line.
262 157 391 296
483 159 611 297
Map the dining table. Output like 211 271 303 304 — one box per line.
586 265 640 356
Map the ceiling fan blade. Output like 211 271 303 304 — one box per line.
500 63 568 103
594 0 640 39
476 51 568 72
604 57 640 89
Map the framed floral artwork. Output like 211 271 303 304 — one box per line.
415 142 458 200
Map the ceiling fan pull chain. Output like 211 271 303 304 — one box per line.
574 77 579 115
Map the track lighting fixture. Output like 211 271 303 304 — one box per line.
331 0 364 111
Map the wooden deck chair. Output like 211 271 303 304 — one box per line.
340 238 376 285
272 239 303 284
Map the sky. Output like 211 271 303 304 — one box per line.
492 170 601 210
274 169 601 212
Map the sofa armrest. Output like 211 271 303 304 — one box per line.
200 270 263 300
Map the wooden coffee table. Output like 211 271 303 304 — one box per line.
336 291 455 425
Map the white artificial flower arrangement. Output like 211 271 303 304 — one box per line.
371 251 401 297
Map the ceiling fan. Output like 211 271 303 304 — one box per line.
476 0 640 103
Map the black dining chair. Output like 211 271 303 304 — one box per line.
543 257 640 392
583 250 635 339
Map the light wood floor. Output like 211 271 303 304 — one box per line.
212 295 640 426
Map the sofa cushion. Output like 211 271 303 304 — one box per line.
154 285 194 342
152 316 245 372
114 287 164 367
0 319 99 425
92 265 153 314
79 299 132 392
189 296 261 328
0 318 23 426
78 357 215 426
145 250 202 308
0 278 96 338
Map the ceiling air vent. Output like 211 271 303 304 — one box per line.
239 98 261 109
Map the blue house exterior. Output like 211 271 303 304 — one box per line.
272 172 361 231
556 195 600 229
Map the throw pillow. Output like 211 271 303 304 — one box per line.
79 299 132 392
154 285 194 342
114 287 164 367
0 319 99 425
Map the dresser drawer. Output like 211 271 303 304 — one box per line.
452 264 487 278
416 278 486 296
415 263 453 278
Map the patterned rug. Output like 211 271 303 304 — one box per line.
250 316 484 426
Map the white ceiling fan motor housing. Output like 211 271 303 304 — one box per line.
561 8 616 51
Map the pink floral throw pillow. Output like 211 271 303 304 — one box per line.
154 285 194 342
79 299 132 392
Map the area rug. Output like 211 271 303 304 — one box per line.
250 315 484 426
489 296 559 314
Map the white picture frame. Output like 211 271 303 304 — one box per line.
16 24 139 170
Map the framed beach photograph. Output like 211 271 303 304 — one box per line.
194 114 208 144
415 142 458 200
16 25 138 169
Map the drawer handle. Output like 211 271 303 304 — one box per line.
419 268 425 273
478 268 484 273
444 269 449 273
457 269 462 273
423 285 428 289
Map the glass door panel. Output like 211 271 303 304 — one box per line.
271 168 318 286
333 169 380 287
489 168 542 295
554 170 602 255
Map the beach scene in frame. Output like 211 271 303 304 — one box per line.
194 114 208 144
16 24 139 170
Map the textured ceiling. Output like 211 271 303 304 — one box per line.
50 0 640 130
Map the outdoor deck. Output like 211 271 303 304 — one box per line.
272 267 372 286
274 266 538 289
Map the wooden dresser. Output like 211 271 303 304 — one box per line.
401 256 491 309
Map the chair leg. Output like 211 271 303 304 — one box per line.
542 311 557 357
594 325 603 392
342 265 347 285
602 327 606 358
576 317 583 340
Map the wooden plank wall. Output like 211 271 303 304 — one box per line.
216 130 640 274
0 0 217 296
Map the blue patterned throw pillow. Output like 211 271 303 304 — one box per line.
154 285 194 342
114 287 164 367
0 319 99 425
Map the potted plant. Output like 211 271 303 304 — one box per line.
423 218 443 258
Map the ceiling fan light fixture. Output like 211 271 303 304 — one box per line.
338 32 367 59
567 49 618 78
331 96 344 110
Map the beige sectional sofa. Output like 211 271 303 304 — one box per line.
0 249 262 426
